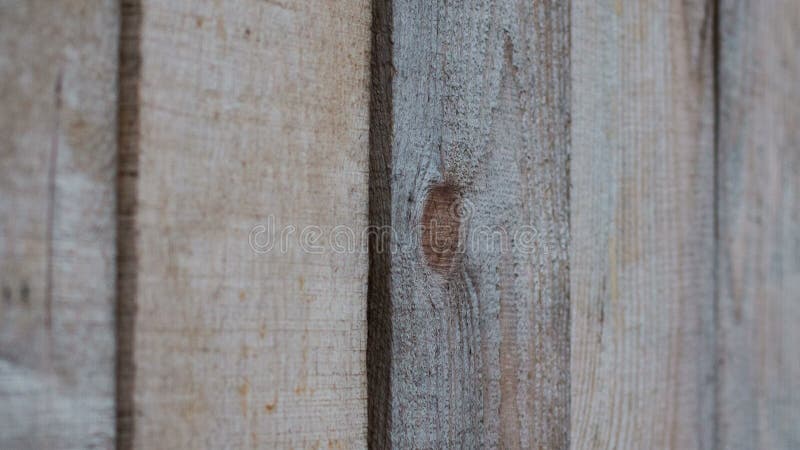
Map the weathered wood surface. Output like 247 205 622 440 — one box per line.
119 0 370 448
716 1 800 448
370 0 570 447
570 1 716 448
0 0 119 448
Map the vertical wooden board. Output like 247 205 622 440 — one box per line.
716 1 800 448
120 0 370 448
371 0 570 447
570 1 716 448
0 1 119 448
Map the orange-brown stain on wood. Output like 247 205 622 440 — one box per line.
238 379 250 416
421 183 462 275
251 431 258 448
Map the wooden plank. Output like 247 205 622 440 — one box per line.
716 1 800 448
118 0 370 448
0 1 119 448
369 0 571 447
570 1 716 448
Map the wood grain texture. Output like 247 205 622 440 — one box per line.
0 1 119 448
716 1 800 448
371 0 571 447
120 0 370 448
570 1 716 448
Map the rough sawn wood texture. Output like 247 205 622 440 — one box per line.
117 0 370 448
716 0 800 448
369 0 571 448
0 1 120 448
570 0 717 448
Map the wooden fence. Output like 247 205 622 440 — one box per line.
0 0 797 448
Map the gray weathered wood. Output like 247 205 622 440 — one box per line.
118 0 370 448
570 1 716 448
0 1 119 448
370 0 571 447
716 1 800 448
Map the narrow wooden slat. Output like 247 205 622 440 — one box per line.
0 1 119 448
119 0 370 447
370 1 571 447
716 1 800 448
570 1 716 448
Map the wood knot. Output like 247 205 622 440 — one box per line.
421 183 464 275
